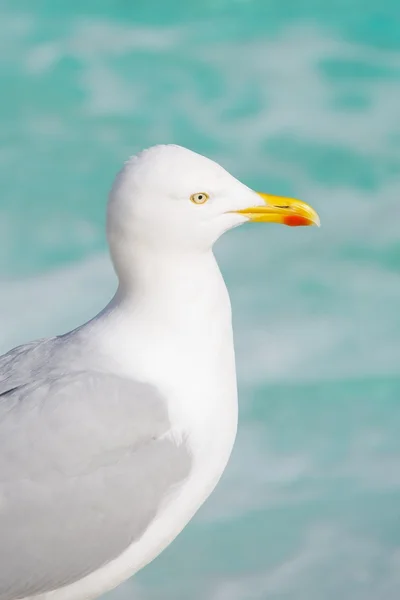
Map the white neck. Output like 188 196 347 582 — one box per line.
80 245 239 510
108 247 228 330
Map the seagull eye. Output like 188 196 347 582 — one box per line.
190 192 209 205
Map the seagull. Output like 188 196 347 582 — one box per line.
0 145 320 600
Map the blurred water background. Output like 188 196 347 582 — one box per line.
1 0 400 598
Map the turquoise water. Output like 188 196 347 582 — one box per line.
1 0 400 598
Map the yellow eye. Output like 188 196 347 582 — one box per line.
190 192 209 205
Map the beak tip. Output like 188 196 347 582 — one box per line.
283 215 318 227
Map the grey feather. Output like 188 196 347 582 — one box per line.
0 336 191 600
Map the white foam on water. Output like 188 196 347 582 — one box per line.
2 11 399 153
208 524 400 600
0 254 115 352
198 423 314 522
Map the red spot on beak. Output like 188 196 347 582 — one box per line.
283 215 311 227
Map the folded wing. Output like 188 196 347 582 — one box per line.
0 364 191 600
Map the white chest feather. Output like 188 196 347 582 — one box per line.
101 251 239 462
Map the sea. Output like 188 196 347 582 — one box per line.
1 1 400 598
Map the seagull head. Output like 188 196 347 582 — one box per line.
107 144 320 258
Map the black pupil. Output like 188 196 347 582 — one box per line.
198 195 203 200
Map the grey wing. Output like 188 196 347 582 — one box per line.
0 370 191 600
0 338 52 394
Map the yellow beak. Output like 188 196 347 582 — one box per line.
235 192 320 227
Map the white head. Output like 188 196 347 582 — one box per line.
107 145 319 279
